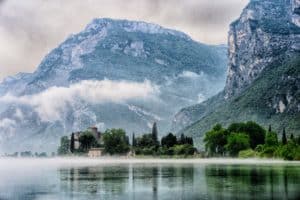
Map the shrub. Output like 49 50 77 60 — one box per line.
261 146 278 158
277 142 300 161
255 144 264 152
172 144 195 155
238 149 257 158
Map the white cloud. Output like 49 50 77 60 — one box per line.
14 109 24 120
0 118 15 129
0 79 159 122
0 118 16 141
197 93 206 103
178 71 204 79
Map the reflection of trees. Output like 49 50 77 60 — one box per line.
131 165 160 200
130 164 195 199
57 164 300 199
204 165 300 200
59 165 129 198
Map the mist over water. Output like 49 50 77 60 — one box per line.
0 158 299 200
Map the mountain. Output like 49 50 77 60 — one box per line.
172 0 300 148
0 18 227 152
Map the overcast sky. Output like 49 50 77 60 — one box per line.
0 0 249 80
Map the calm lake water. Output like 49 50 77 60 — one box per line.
0 159 299 200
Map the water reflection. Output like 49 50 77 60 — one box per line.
204 165 300 200
59 165 129 199
0 162 299 200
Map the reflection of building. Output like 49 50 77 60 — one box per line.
88 148 104 157
72 126 103 151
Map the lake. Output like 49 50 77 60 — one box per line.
0 158 299 200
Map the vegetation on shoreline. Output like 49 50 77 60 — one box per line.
58 123 196 157
204 122 300 160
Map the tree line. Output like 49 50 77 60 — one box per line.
133 122 195 156
204 121 300 160
58 122 196 156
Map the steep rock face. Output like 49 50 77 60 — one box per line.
180 56 300 149
225 0 300 99
0 19 227 152
172 0 300 138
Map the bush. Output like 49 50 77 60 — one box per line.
172 144 195 155
255 144 264 152
261 146 278 158
238 149 256 158
277 142 300 161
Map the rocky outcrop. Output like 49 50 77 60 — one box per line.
171 0 300 135
225 0 300 99
268 65 300 114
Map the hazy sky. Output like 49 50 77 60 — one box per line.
0 0 249 80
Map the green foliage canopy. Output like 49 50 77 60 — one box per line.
103 129 130 155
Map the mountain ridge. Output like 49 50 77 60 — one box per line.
172 0 300 148
0 18 227 152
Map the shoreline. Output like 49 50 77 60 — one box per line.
1 157 300 167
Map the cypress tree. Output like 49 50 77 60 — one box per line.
70 133 75 153
268 125 272 132
282 128 287 145
180 134 185 144
152 122 158 143
132 133 136 147
290 133 294 141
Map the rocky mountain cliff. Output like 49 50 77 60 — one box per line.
172 0 300 146
0 19 227 152
225 0 300 99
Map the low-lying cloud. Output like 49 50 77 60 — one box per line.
0 79 159 122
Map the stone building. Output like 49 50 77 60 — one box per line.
88 148 104 157
72 126 102 151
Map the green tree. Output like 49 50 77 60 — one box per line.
70 133 75 153
136 134 155 148
278 141 300 160
290 133 294 141
152 122 158 143
204 124 228 156
268 124 272 132
103 129 130 155
227 121 265 149
179 134 193 145
265 131 278 146
282 128 287 145
79 131 97 152
226 133 250 157
161 133 177 148
132 133 137 147
58 136 70 155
